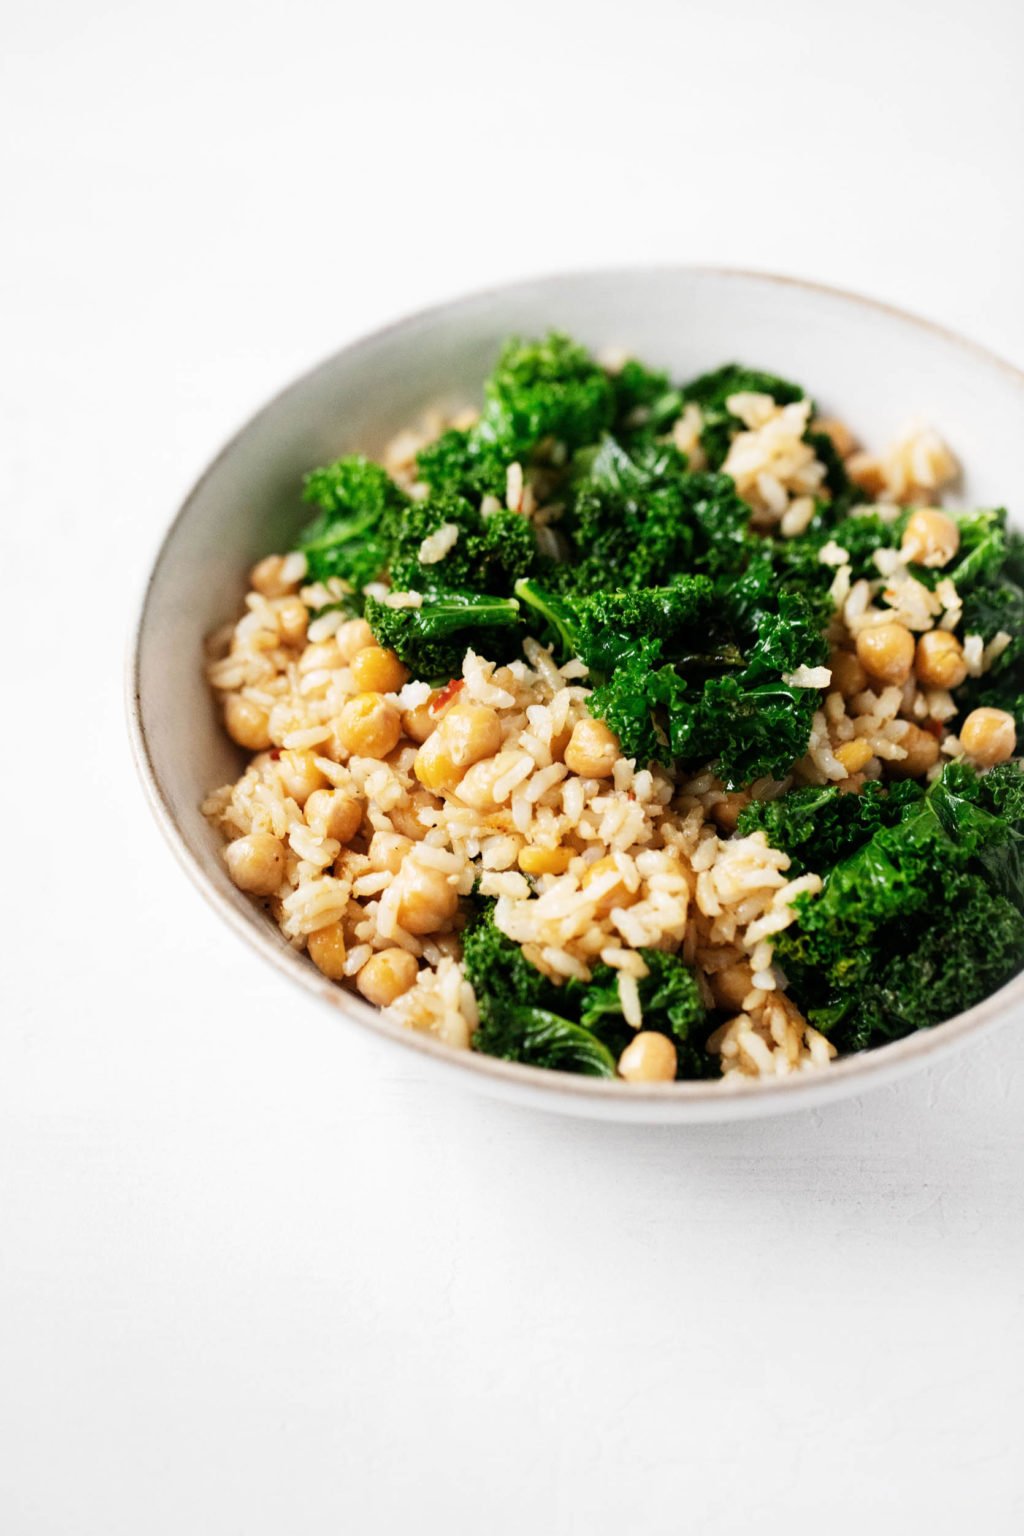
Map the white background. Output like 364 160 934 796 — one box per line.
3 1 1024 1531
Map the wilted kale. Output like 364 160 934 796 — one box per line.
416 332 615 499
773 764 1024 1051
363 592 521 681
737 779 925 875
610 358 683 441
385 492 539 595
298 455 409 588
464 904 711 1078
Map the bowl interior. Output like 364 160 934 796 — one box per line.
131 267 1024 1121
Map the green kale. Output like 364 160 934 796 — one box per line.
298 455 408 588
415 427 509 501
947 507 1008 592
774 765 1024 1051
386 492 538 595
363 591 521 681
610 359 683 439
572 949 713 1078
514 577 722 675
737 780 925 875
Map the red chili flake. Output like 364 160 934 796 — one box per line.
922 718 945 740
431 677 465 712
269 747 282 759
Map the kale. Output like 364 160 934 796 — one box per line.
417 332 614 500
572 949 713 1078
679 362 805 469
364 591 521 681
385 492 538 596
947 507 1008 592
610 359 683 440
514 577 722 675
774 765 1024 1051
298 455 408 588
737 780 925 875
464 905 712 1078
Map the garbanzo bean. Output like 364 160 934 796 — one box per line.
368 830 413 874
901 507 960 569
388 789 434 842
225 832 285 895
356 947 419 1007
395 862 459 935
709 792 749 833
335 618 375 663
224 694 272 752
350 645 409 694
960 707 1017 766
304 787 362 844
889 723 940 778
401 702 437 744
307 921 347 980
855 622 916 686
564 717 620 778
278 749 328 806
518 845 572 877
415 704 502 791
455 750 524 811
250 553 296 598
618 1031 678 1083
710 962 754 1012
582 855 638 913
335 693 402 760
916 629 968 690
830 649 869 698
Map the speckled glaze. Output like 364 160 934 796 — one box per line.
127 267 1024 1121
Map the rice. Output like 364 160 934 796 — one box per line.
202 396 985 1085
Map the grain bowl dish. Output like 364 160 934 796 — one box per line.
201 332 1024 1085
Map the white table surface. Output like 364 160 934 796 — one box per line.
3 1 1024 1531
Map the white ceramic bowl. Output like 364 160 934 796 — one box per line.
128 267 1024 1121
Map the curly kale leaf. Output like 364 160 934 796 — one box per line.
298 455 408 588
774 765 1024 1051
364 591 521 681
386 492 538 596
463 905 616 1076
572 950 713 1078
610 359 683 440
737 780 925 876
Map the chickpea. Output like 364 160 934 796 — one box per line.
830 649 869 698
564 717 621 777
889 723 940 779
307 921 347 981
350 645 409 694
618 1031 678 1083
455 750 523 811
846 452 888 499
335 618 375 663
368 830 413 874
224 694 272 752
582 855 638 914
278 749 328 807
250 553 296 598
395 862 459 935
225 832 285 895
518 845 572 877
916 629 968 690
901 507 960 569
304 787 363 844
415 704 502 791
401 701 437 744
335 693 402 760
960 707 1017 766
835 739 873 776
710 962 754 1012
356 947 419 1007
276 596 308 647
710 792 749 834
855 622 916 686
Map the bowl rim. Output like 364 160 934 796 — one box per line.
126 262 1024 1111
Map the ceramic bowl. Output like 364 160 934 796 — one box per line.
128 267 1024 1121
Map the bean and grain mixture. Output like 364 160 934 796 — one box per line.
203 335 1024 1084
